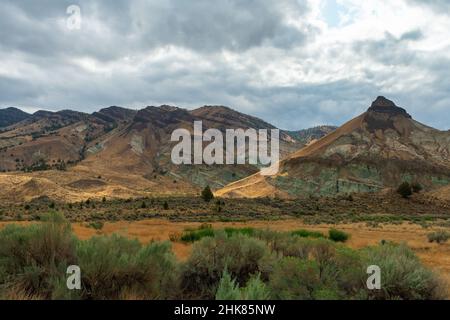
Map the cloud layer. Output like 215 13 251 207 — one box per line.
0 0 449 130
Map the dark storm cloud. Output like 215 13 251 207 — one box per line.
0 0 317 125
0 1 449 131
0 0 312 60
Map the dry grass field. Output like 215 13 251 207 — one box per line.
96 220 450 296
5 218 443 296
1 218 449 299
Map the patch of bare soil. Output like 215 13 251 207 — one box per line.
67 179 107 189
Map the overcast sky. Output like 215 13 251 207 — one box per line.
0 0 449 130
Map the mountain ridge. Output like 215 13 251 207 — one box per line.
217 97 450 198
0 104 330 202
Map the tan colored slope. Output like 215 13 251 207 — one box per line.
0 164 198 203
215 172 282 198
427 185 450 201
289 113 365 159
216 114 365 198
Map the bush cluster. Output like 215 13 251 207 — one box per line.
0 213 446 300
427 231 450 244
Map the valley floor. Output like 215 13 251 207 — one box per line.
2 218 448 297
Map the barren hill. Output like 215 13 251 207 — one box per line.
0 104 323 202
217 97 450 198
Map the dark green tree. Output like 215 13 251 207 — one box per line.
397 182 412 199
201 185 214 202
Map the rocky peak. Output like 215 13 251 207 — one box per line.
367 96 411 118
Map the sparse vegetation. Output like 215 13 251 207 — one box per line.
88 221 104 231
0 213 446 300
427 231 450 244
291 229 325 239
397 182 413 199
411 182 423 193
0 193 448 227
363 243 446 300
328 229 350 242
180 225 215 243
215 271 270 300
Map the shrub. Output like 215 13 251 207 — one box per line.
215 270 241 300
309 238 337 284
180 227 215 243
271 235 312 260
201 186 214 202
427 231 450 244
88 221 104 231
411 182 423 193
169 232 182 242
397 182 412 198
241 274 270 300
0 212 76 299
269 258 321 300
331 247 366 298
362 243 447 300
163 201 169 210
180 233 269 299
215 271 270 300
291 229 325 239
180 225 256 243
224 228 255 237
329 229 350 242
76 236 179 299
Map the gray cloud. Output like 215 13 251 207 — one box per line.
352 30 422 66
410 0 450 13
0 1 449 131
0 0 312 60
